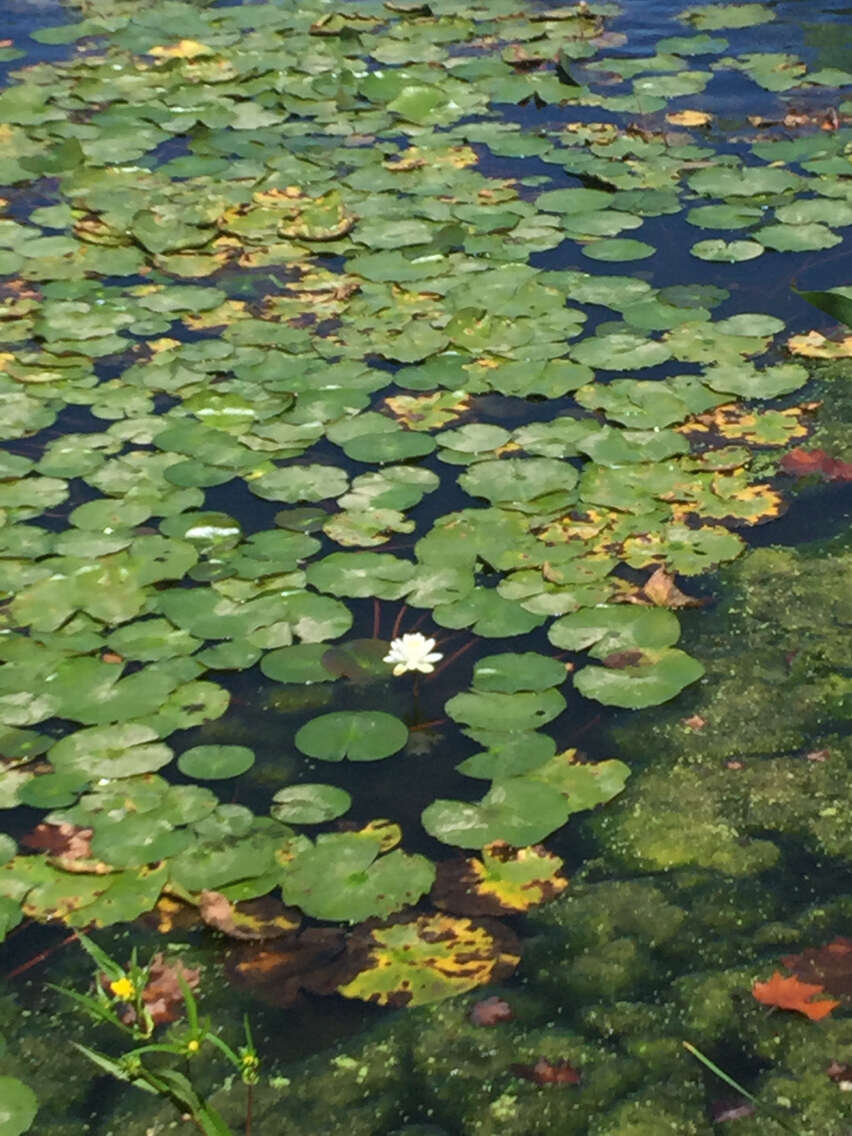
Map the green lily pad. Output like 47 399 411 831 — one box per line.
0 1076 38 1136
472 653 567 693
177 745 255 780
280 832 434 922
679 3 774 29
445 689 566 733
261 644 336 685
581 238 655 261
270 784 352 825
691 239 764 262
548 605 682 656
422 779 572 847
16 773 88 809
573 648 705 708
295 711 408 762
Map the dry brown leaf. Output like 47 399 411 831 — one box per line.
470 996 513 1026
642 567 704 609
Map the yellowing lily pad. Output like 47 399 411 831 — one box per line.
432 842 567 916
339 914 520 1006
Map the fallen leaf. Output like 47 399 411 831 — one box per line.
782 938 852 999
512 1057 581 1085
22 823 110 874
826 1061 852 1085
752 970 839 1020
711 1098 756 1123
641 567 704 609
779 448 852 481
227 928 352 1007
682 714 706 731
470 995 513 1026
141 954 201 1024
101 953 201 1025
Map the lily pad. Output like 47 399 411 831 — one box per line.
0 1076 38 1136
280 832 434 922
177 745 255 780
422 779 572 847
573 648 705 708
295 711 408 762
338 914 519 1006
271 784 352 825
431 842 568 915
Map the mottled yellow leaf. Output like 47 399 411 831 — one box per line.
666 110 712 127
787 330 852 358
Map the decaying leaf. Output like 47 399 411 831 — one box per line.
512 1057 581 1085
779 448 852 481
751 970 839 1020
787 330 852 359
339 914 520 1007
384 391 470 431
227 928 352 1007
103 953 201 1026
22 824 110 874
682 714 707 731
826 1061 852 1086
636 567 704 609
432 842 567 916
470 995 513 1026
666 110 712 127
782 938 852 999
199 889 300 940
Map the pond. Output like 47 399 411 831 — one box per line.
0 0 850 1132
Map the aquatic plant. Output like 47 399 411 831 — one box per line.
0 0 848 1029
58 933 260 1136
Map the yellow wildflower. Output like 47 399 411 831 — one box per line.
109 976 135 1000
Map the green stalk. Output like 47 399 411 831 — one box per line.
682 1042 800 1134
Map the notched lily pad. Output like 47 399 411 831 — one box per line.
295 711 408 762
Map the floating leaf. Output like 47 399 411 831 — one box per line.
432 842 567 915
271 784 352 825
0 1076 38 1136
199 890 300 941
280 832 434 922
177 746 255 780
573 648 705 709
339 914 519 1006
752 971 839 1020
295 711 408 762
422 780 572 848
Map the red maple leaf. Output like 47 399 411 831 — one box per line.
752 971 839 1020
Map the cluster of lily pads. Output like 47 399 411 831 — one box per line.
0 0 850 1002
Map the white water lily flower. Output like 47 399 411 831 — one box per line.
383 632 443 676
